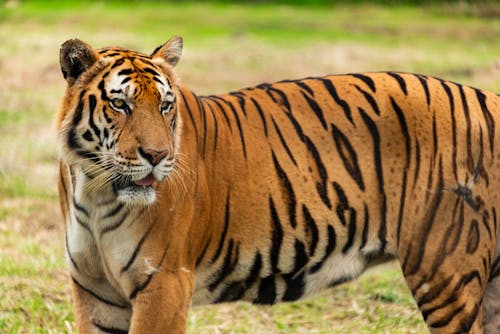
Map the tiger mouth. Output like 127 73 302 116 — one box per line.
113 173 155 190
113 173 157 205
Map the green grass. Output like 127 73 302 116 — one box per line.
0 212 73 334
1 1 499 333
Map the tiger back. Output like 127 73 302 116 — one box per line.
57 36 500 333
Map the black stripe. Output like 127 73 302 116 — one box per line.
219 97 248 159
263 85 291 111
476 90 495 155
458 85 474 174
75 215 91 233
102 105 113 124
359 204 369 251
283 108 306 142
88 94 101 140
405 157 444 276
415 74 431 106
302 205 319 256
294 80 315 96
210 190 231 264
412 139 421 192
121 77 131 85
429 303 465 329
178 90 199 142
102 203 124 219
109 58 125 69
121 222 155 273
319 78 353 124
282 240 308 301
72 92 86 126
466 219 480 254
143 67 160 77
209 239 239 291
441 81 458 182
67 127 81 151
67 94 86 151
229 92 248 117
200 98 208 158
72 277 128 308
493 207 498 237
331 122 365 191
206 103 219 153
358 107 387 251
427 198 462 281
271 152 297 228
354 84 381 115
93 322 128 334
216 251 262 302
117 69 133 76
82 129 93 142
482 210 492 241
432 105 439 160
129 244 169 299
351 73 376 92
489 253 500 282
255 275 276 304
387 72 408 95
249 97 268 137
332 181 349 220
417 275 453 308
269 195 283 273
309 225 336 273
391 97 411 247
457 302 480 332
290 239 308 274
196 237 211 267
282 271 305 301
208 96 233 134
73 199 89 217
301 90 327 130
271 116 298 166
65 233 79 270
342 208 357 254
98 80 109 101
304 135 332 209
445 199 465 255
100 212 127 235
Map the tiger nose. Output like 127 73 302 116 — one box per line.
138 147 169 166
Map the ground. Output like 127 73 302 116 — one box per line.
0 1 499 333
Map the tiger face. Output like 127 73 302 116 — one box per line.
57 37 183 206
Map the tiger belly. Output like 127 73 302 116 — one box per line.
192 240 390 305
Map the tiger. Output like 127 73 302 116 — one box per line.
56 35 500 334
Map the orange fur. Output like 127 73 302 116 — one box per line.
57 37 500 333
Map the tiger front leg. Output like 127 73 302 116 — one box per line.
128 268 195 334
71 278 132 333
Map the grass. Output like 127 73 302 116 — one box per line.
0 0 499 333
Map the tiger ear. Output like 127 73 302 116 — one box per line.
151 36 183 67
60 38 98 85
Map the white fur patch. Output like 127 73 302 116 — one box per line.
117 186 156 206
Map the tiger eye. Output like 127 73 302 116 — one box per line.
161 101 173 114
111 98 125 109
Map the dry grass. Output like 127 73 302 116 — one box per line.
0 1 499 333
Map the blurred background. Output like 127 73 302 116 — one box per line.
0 1 498 333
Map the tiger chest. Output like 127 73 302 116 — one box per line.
66 198 154 304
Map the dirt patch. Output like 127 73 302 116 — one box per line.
0 198 62 240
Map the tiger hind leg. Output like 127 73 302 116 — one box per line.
482 244 500 333
398 192 495 333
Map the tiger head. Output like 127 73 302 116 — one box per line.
57 37 183 206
